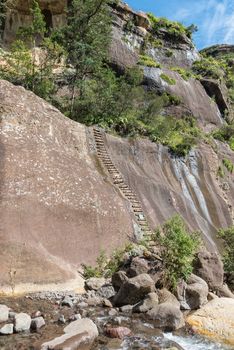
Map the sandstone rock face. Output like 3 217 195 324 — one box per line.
0 80 234 291
0 80 132 293
186 298 234 345
41 318 98 350
4 1 66 43
113 274 155 306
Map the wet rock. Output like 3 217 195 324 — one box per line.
0 323 14 335
31 316 45 331
147 302 185 331
105 326 132 339
14 313 31 332
187 298 234 345
85 277 106 291
0 305 9 323
127 257 149 277
113 274 155 306
61 296 73 308
133 292 159 313
194 251 224 290
112 271 129 291
41 318 98 350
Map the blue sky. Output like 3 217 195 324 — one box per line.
127 0 234 49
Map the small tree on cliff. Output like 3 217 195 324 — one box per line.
55 0 113 117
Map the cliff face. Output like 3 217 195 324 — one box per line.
0 80 233 293
0 2 233 293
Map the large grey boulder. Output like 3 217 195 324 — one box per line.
177 274 209 310
41 318 98 350
14 313 31 332
194 251 224 290
0 305 9 323
147 302 185 331
133 292 158 313
127 257 149 277
113 274 155 306
112 271 129 291
158 289 180 308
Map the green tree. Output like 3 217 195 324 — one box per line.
55 0 113 116
155 215 200 290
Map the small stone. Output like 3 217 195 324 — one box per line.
120 305 133 313
78 302 88 309
0 324 14 335
69 314 82 321
61 296 73 308
0 305 9 323
9 311 16 320
58 315 66 324
14 313 31 332
31 317 45 331
103 299 113 308
105 326 132 339
108 309 118 317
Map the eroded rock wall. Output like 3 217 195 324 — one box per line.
0 80 233 292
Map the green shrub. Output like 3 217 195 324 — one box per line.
192 56 225 80
222 158 234 173
167 93 182 105
171 67 196 81
160 73 176 85
154 215 200 290
138 55 161 68
147 13 188 40
218 226 234 284
82 244 134 279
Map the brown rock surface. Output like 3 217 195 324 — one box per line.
0 80 234 291
0 80 132 293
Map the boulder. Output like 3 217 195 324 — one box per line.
215 284 234 298
187 298 234 345
105 326 132 339
0 305 9 323
112 271 129 291
133 292 158 313
14 313 31 332
147 303 185 331
96 285 116 299
194 251 224 289
0 323 14 335
177 274 208 310
158 289 180 308
113 274 155 306
85 277 106 291
127 257 149 277
31 316 46 331
41 318 98 350
185 274 209 309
